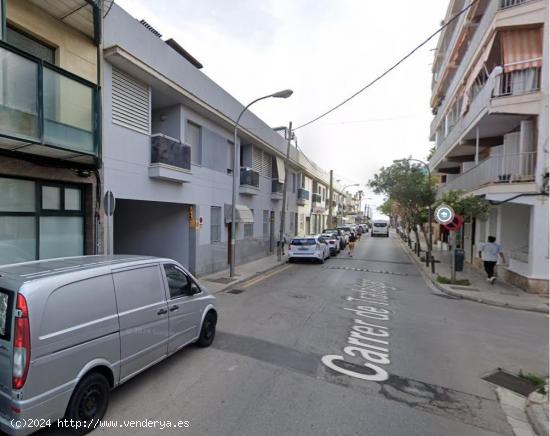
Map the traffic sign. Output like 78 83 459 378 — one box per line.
434 204 454 225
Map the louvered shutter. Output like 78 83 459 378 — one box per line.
252 147 262 173
262 153 272 178
111 68 150 134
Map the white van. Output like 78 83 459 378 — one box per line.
371 220 390 237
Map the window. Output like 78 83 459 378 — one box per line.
227 141 234 174
186 121 202 165
263 210 269 238
292 173 296 192
163 264 198 298
6 26 55 63
0 290 13 341
244 209 254 238
0 178 84 264
210 206 221 243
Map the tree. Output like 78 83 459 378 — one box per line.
435 190 489 221
369 159 436 248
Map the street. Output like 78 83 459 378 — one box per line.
38 234 546 436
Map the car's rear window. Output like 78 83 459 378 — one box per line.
291 238 316 246
0 289 13 341
374 223 388 227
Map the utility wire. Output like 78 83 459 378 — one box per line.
293 0 479 131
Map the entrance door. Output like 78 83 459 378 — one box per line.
227 223 232 264
306 217 311 235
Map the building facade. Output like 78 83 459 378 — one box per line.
429 0 548 293
0 0 102 265
101 4 346 277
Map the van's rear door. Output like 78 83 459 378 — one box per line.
0 288 15 417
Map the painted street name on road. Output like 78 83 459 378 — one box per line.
322 279 395 382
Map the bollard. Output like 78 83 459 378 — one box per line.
430 255 436 274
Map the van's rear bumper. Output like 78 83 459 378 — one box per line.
0 387 73 435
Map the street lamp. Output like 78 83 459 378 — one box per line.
230 89 293 278
395 158 433 268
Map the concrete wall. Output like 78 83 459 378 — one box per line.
6 0 97 83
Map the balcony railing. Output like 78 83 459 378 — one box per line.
494 67 541 97
312 193 322 203
499 0 535 9
240 167 260 188
0 41 99 156
438 152 536 196
272 179 284 194
297 188 310 201
151 134 190 170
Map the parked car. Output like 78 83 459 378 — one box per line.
289 235 331 263
372 220 390 237
323 228 347 249
338 226 356 239
321 232 340 255
0 255 217 435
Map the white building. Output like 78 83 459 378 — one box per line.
429 0 548 293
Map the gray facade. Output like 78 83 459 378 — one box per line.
102 4 348 276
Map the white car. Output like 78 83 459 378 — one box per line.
289 235 331 264
321 232 340 256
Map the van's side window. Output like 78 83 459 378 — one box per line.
163 265 195 298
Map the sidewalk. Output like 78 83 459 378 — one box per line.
400 234 549 313
199 252 288 294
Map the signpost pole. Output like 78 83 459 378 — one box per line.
450 231 456 282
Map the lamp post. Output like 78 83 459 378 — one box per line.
396 158 433 268
230 89 293 278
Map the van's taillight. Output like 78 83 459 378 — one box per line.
13 294 30 390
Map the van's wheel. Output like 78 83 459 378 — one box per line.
197 312 217 347
65 372 110 434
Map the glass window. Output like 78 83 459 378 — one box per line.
42 186 61 210
210 206 221 243
64 188 81 211
0 178 35 212
6 26 55 63
0 48 39 140
263 210 269 238
163 264 196 298
43 67 94 153
0 290 13 341
39 216 83 259
185 121 201 165
0 216 36 264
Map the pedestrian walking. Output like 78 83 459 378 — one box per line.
348 232 357 257
478 236 505 284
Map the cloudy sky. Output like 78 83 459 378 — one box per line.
115 0 448 217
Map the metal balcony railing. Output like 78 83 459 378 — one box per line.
438 152 536 196
150 134 191 170
499 0 535 9
272 179 284 194
0 41 99 156
494 67 541 97
297 188 310 201
240 167 260 188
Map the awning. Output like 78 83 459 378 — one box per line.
275 156 286 183
465 32 496 91
501 28 542 73
224 204 254 224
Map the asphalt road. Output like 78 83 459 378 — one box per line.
42 233 548 436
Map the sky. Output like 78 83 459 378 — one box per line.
114 0 448 218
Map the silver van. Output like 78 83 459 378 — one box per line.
0 255 217 435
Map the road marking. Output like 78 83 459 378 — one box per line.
322 278 394 382
241 264 293 289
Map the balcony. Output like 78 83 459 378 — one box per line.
438 152 536 197
296 188 309 206
494 67 541 97
0 42 99 164
239 167 260 195
271 179 284 200
148 134 191 183
312 193 322 204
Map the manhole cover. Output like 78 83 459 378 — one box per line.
482 369 537 396
227 289 244 294
209 277 238 284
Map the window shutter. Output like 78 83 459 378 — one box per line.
112 68 150 134
252 147 262 173
262 153 272 178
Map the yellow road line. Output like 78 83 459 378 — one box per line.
241 264 294 289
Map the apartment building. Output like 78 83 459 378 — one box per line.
0 0 102 265
101 4 345 277
429 0 548 293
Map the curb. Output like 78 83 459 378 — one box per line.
210 260 289 294
397 238 549 314
526 384 549 436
